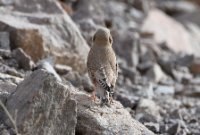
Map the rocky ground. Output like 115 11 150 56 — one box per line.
0 0 200 135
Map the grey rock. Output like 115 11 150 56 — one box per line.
167 122 181 135
156 1 198 15
6 70 77 135
13 0 65 14
136 99 161 123
0 49 11 59
12 48 35 70
0 129 10 135
144 122 160 133
0 72 23 84
71 90 154 135
64 71 93 92
154 85 175 95
176 10 200 27
113 30 139 67
145 64 167 83
0 32 10 50
34 60 62 82
0 81 16 103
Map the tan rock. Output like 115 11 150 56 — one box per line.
0 13 89 73
189 57 200 74
142 9 193 55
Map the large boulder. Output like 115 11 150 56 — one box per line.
142 9 198 56
6 70 77 135
0 8 89 73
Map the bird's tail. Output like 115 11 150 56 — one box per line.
95 67 114 98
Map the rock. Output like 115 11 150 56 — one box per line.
12 48 35 70
142 9 195 55
185 23 200 57
156 1 198 15
34 59 62 82
6 70 77 135
64 71 93 92
0 32 10 50
113 30 139 67
167 122 181 135
169 109 183 120
187 0 200 6
72 0 141 30
0 129 9 135
154 85 175 95
116 89 139 109
0 72 23 84
0 81 16 103
145 64 167 83
136 99 161 123
71 90 154 135
54 64 72 75
144 122 160 133
0 11 89 73
13 0 64 14
120 65 140 83
176 10 200 27
0 49 11 59
81 74 93 93
0 0 13 5
189 57 200 74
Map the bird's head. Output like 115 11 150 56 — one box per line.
93 28 113 46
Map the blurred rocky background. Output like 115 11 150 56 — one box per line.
0 0 200 134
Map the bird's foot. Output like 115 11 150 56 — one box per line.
90 91 96 102
100 97 110 107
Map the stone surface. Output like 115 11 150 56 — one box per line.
0 81 16 103
144 122 160 133
12 48 35 70
156 1 198 15
113 30 139 67
154 85 175 95
13 0 64 14
0 12 89 73
54 64 72 75
189 57 200 74
145 64 167 83
142 9 196 55
71 90 154 135
0 32 10 50
136 99 161 123
34 59 62 82
6 70 77 135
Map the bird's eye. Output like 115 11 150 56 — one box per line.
109 36 113 44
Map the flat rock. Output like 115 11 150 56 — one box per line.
71 90 154 135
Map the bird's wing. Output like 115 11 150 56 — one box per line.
94 66 112 93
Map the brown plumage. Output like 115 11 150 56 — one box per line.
87 27 118 105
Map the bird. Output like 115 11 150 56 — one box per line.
87 27 118 106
